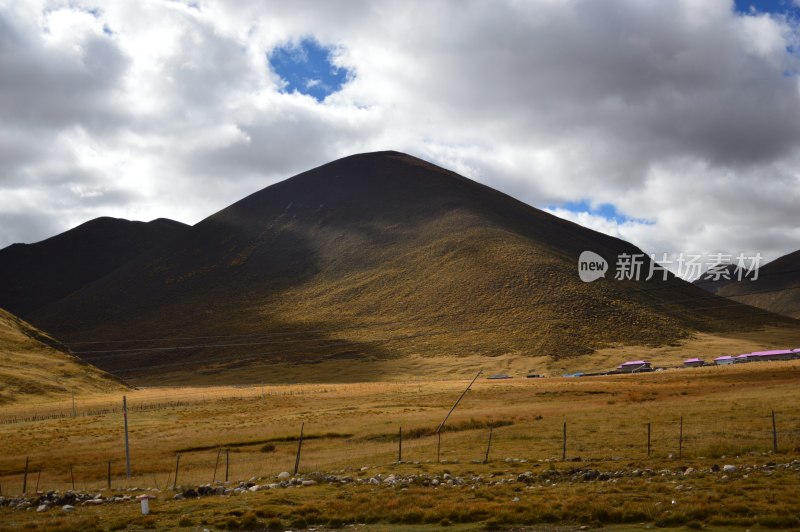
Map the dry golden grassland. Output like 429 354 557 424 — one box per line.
1 361 799 530
0 309 125 404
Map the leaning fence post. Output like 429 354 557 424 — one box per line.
225 449 230 482
35 462 43 493
293 423 304 476
678 416 683 459
212 449 221 484
562 420 567 461
647 422 651 458
484 424 493 464
772 410 778 453
22 457 29 494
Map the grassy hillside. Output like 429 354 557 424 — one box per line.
0 308 126 404
717 249 800 318
27 152 796 383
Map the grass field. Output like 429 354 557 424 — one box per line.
1 361 799 530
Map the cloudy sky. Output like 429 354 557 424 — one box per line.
2 0 800 277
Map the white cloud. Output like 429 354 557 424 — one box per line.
0 0 799 269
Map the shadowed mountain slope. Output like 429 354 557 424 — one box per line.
0 308 126 404
26 152 794 382
0 217 189 316
717 249 800 319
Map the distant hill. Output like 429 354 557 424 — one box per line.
692 263 754 293
0 217 188 316
26 152 794 383
717 249 800 319
0 308 126 404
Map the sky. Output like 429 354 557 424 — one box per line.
1 0 800 278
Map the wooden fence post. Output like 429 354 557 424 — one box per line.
212 449 221 484
437 431 441 463
562 420 567 461
22 457 29 494
293 423 304 476
70 464 75 491
107 461 111 490
173 454 180 490
123 396 131 479
678 416 683 459
35 462 43 493
398 427 402 463
484 425 493 464
772 410 778 453
647 423 651 458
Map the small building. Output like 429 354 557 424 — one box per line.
748 349 796 362
616 360 652 373
733 354 751 363
487 374 512 380
683 357 705 367
714 355 735 366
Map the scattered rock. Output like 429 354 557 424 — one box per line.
723 465 737 473
277 472 290 480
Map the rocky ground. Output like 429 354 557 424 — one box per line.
3 458 798 515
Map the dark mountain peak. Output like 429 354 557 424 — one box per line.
0 216 188 316
25 153 792 383
148 218 190 230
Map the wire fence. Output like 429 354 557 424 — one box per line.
1 400 797 498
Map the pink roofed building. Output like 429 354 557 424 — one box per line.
616 360 652 373
683 357 705 367
747 349 796 361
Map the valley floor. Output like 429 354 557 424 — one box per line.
1 361 799 530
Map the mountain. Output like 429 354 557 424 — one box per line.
25 152 794 383
0 217 189 316
0 308 126 404
717 249 800 318
692 263 754 293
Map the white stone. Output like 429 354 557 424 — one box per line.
723 465 736 473
62 505 75 512
277 472 290 480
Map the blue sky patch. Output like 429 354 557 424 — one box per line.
269 38 351 102
734 0 800 16
551 200 653 225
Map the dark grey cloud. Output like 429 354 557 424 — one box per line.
0 211 62 247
